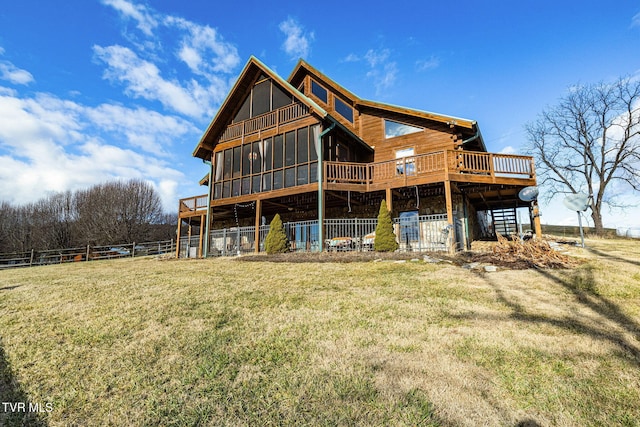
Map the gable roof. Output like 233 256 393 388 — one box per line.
288 59 480 132
193 56 328 160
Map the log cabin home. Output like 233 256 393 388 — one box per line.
176 56 541 257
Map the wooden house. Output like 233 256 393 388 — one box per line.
177 56 540 257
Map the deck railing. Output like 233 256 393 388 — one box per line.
179 194 209 213
179 150 535 215
326 150 535 187
219 103 310 143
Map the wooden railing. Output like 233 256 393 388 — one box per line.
219 103 310 143
179 151 535 214
179 194 208 214
325 151 535 188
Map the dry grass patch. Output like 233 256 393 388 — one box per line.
0 237 639 426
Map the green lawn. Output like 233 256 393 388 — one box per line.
1 238 639 426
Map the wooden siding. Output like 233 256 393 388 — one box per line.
358 111 458 163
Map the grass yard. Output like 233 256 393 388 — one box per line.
1 238 639 426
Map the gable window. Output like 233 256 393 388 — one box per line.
311 80 328 103
334 97 353 123
385 120 423 139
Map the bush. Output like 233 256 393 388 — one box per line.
374 200 399 252
264 214 289 254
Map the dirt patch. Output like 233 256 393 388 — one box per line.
235 237 580 270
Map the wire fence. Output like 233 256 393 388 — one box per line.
0 239 175 271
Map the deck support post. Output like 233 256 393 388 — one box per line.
176 217 182 258
202 158 214 258
198 214 205 258
255 199 262 253
385 187 393 214
532 200 542 238
317 123 336 252
444 180 455 253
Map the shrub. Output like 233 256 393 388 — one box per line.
264 214 289 254
374 200 399 252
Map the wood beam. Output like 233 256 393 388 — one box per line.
198 214 205 258
175 217 182 258
255 199 262 253
385 187 393 214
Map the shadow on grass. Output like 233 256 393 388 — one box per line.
0 338 48 427
471 265 640 367
585 246 640 267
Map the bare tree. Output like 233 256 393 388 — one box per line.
525 77 640 234
75 179 165 245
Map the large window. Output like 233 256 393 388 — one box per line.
212 126 318 199
233 78 293 122
385 120 423 139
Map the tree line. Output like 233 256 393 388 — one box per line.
0 179 176 253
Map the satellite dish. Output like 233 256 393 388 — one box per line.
563 193 590 212
518 186 539 202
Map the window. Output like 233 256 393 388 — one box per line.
311 80 328 103
252 80 271 116
334 98 353 123
285 131 296 166
385 120 423 138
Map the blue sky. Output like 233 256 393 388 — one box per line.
1 1 639 227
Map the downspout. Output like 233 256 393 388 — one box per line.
460 128 480 145
202 158 213 258
317 122 336 252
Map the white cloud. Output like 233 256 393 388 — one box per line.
0 61 35 85
364 49 390 68
416 56 440 72
0 88 188 211
499 145 517 155
95 3 240 120
93 44 212 118
166 16 240 75
632 11 640 28
279 18 313 59
101 0 158 36
367 62 398 96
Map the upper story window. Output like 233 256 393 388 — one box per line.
385 120 423 139
334 97 353 123
233 78 293 122
311 80 328 103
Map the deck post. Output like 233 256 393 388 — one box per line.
175 217 182 258
317 123 336 252
255 199 262 253
203 158 214 258
444 180 455 253
198 214 205 258
385 187 393 214
532 200 543 238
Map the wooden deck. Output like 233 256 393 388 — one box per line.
179 150 536 217
324 150 536 191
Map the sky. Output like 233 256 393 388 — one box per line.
1 1 639 228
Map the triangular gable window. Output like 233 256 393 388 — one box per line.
385 120 423 139
233 78 294 123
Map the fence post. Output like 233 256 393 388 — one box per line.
30 249 34 267
132 242 136 257
86 244 90 261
